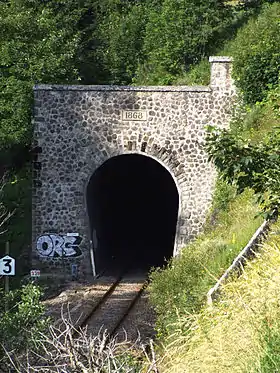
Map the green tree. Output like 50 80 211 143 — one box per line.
135 0 232 84
95 0 148 84
0 0 80 168
230 2 280 104
206 125 280 219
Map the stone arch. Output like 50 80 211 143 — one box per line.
84 149 183 242
85 152 180 274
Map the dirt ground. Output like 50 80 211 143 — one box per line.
42 274 156 343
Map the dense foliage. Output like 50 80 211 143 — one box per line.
0 0 80 169
0 284 48 364
206 125 280 219
230 2 280 104
134 0 232 84
95 0 148 84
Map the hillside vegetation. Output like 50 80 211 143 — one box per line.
0 0 274 277
149 189 263 337
147 2 280 372
0 0 245 283
158 222 280 373
0 0 280 371
0 0 273 283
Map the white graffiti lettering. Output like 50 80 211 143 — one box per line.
36 234 82 258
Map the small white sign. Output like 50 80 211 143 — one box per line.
0 255 15 276
66 233 79 237
121 110 147 121
30 270 41 277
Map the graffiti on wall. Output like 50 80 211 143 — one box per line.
36 233 82 258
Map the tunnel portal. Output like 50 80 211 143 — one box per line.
87 154 179 274
33 58 235 279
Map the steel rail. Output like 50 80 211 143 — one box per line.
74 272 125 335
109 278 149 338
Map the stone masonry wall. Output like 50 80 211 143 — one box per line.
32 57 236 279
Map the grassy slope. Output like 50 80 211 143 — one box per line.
149 189 262 337
149 93 280 372
148 3 280 372
158 221 280 373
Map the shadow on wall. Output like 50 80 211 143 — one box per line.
86 154 179 274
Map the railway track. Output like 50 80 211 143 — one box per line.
76 270 149 340
0 271 153 372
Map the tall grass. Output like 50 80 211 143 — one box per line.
149 187 262 337
147 2 280 370
158 222 280 373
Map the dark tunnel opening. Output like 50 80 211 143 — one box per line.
86 154 179 275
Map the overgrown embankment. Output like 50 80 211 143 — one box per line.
158 221 280 373
0 1 279 371
148 2 280 372
149 189 262 337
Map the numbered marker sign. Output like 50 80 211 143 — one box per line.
0 255 15 276
30 270 40 278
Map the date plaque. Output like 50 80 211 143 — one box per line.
121 110 147 121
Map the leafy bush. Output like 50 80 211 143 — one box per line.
230 3 280 104
207 177 237 214
173 58 211 86
0 284 48 363
96 1 148 85
229 84 280 144
206 125 280 219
